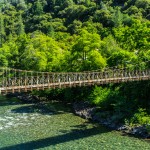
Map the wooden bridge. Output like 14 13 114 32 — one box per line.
0 67 150 94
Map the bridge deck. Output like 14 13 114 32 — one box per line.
0 75 149 94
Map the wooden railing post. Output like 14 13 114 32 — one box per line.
47 73 50 89
58 74 61 88
25 70 27 92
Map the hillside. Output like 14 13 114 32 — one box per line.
0 0 149 71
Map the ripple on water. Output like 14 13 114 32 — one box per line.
0 117 7 121
0 126 3 130
5 116 14 120
6 122 14 126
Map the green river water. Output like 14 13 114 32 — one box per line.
0 95 150 150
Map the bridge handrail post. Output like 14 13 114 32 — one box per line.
11 68 14 93
18 70 21 92
78 73 81 86
47 73 50 88
42 72 44 90
30 71 33 91
69 73 71 87
58 73 61 88
5 68 8 94
25 70 27 92
36 72 39 90
51 73 54 89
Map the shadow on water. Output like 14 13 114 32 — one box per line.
0 94 71 115
10 101 72 115
0 124 108 150
0 93 41 107
0 96 20 107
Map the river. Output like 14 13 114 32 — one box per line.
0 95 150 150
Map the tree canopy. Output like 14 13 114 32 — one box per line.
0 0 149 71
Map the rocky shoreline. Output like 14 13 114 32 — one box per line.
73 101 150 139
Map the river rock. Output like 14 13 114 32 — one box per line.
73 101 150 139
73 101 97 119
130 126 148 138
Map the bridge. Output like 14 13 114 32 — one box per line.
0 66 150 94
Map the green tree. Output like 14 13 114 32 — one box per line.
93 9 113 27
112 7 123 27
20 32 64 71
71 30 106 71
85 0 91 6
17 14 25 35
17 0 27 10
33 0 43 15
47 24 55 37
107 50 137 67
113 20 150 51
0 13 5 47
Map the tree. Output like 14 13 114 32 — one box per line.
85 0 91 6
107 50 137 68
101 35 120 57
0 54 8 66
47 24 55 37
93 9 113 27
112 7 123 27
17 13 25 35
71 30 106 71
17 0 27 10
113 20 150 51
0 13 5 47
20 32 64 71
0 40 16 67
68 20 82 34
62 0 74 8
33 0 43 15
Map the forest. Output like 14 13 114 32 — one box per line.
0 0 150 131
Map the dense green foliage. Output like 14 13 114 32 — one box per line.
0 0 150 128
0 0 149 70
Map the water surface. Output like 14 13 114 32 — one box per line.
0 95 150 150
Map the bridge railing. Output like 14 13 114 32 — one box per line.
0 67 150 93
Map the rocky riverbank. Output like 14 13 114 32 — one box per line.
73 101 150 139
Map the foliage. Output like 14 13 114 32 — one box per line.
88 86 114 110
129 108 150 126
0 0 149 71
107 50 137 67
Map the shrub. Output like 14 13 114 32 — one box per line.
129 108 150 126
88 86 115 110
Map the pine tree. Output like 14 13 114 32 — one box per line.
17 0 27 10
0 13 5 47
112 7 123 27
34 0 43 15
47 24 54 37
17 14 25 35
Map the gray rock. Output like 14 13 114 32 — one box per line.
73 101 150 139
